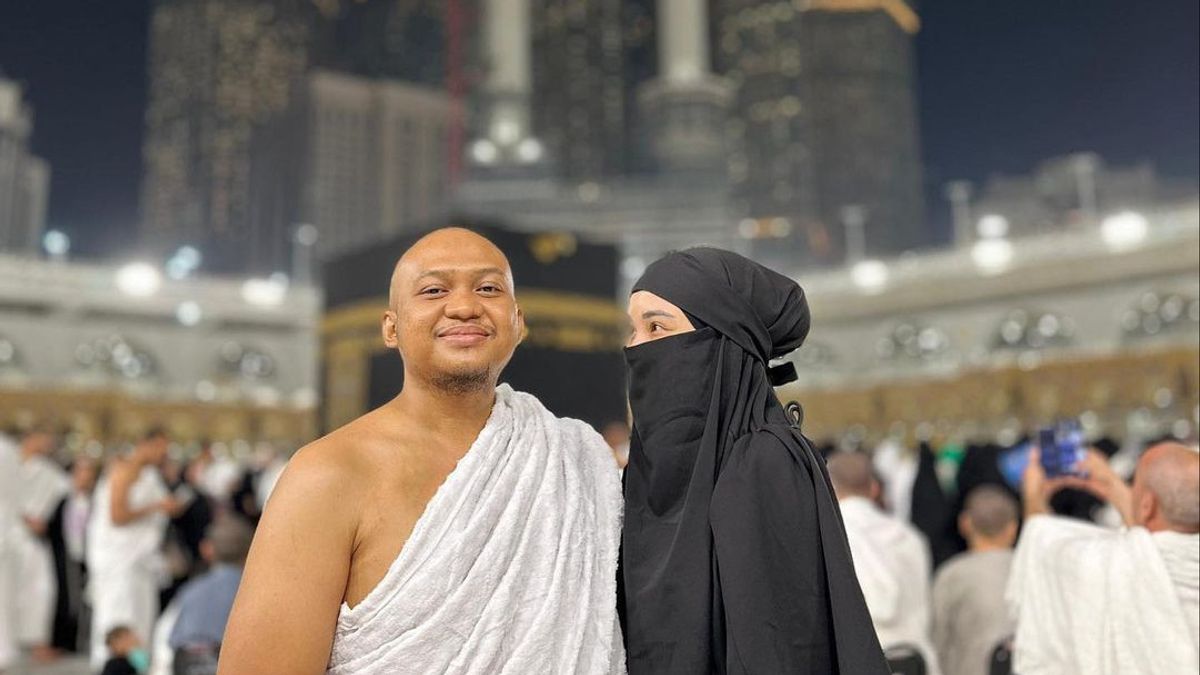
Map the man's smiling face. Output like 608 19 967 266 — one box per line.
383 228 524 394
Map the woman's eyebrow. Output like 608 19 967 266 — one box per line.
641 310 675 320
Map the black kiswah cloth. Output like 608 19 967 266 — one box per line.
621 248 888 675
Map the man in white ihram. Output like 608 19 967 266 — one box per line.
88 428 180 668
1009 442 1199 675
0 432 26 672
220 228 625 674
827 451 942 675
9 426 71 663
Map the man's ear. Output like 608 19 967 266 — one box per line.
1001 521 1019 546
958 512 972 540
200 540 215 565
516 305 527 344
382 310 399 349
1137 490 1157 527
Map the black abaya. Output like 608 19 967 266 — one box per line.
621 248 888 675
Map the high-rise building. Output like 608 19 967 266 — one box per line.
312 0 447 86
529 0 627 181
0 77 50 255
715 0 925 263
140 0 316 274
621 0 657 174
803 1 925 256
251 70 457 265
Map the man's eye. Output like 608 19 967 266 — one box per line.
421 287 446 296
478 284 501 293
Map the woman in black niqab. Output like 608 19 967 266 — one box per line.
621 248 888 675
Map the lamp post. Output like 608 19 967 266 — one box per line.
292 223 318 286
943 181 973 246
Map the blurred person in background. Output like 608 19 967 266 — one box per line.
1008 442 1199 674
47 455 99 654
88 428 184 668
169 456 215 576
167 516 253 675
195 443 242 510
827 450 941 675
100 625 150 675
621 248 886 674
931 485 1019 675
160 454 214 611
0 432 22 672
251 443 288 512
10 425 71 663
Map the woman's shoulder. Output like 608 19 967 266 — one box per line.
726 426 821 484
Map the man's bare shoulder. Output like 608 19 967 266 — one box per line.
278 407 401 498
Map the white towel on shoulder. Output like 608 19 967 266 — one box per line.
1007 515 1199 675
327 384 626 675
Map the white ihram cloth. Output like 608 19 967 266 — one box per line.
14 454 70 645
327 385 625 675
0 437 22 669
1007 515 1199 675
839 496 942 675
873 440 918 522
87 465 169 668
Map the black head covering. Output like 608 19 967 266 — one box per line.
621 248 887 675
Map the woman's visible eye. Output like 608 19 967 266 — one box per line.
649 322 666 333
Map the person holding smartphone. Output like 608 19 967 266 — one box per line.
1008 442 1199 674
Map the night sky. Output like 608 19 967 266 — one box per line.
0 0 1197 259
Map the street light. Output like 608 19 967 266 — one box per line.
851 259 889 294
971 238 1013 275
175 301 203 326
43 230 70 260
1100 211 1148 251
515 137 543 164
241 273 288 307
943 181 973 245
115 262 162 297
292 224 318 285
470 139 499 165
166 245 202 280
976 214 1009 240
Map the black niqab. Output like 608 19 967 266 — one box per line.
621 248 888 674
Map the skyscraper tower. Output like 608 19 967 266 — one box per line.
529 0 626 182
140 0 315 274
0 77 50 255
715 0 925 263
313 0 446 86
803 0 925 256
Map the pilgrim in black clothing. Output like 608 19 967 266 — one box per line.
620 248 888 675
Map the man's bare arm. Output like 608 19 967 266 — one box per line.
110 462 170 525
218 445 360 675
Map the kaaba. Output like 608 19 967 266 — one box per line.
320 222 626 433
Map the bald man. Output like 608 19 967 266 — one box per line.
932 486 1019 675
1010 442 1200 674
219 229 624 674
827 452 942 675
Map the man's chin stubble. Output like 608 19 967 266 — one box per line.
431 368 493 396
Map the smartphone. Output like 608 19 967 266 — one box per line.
1038 421 1085 478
